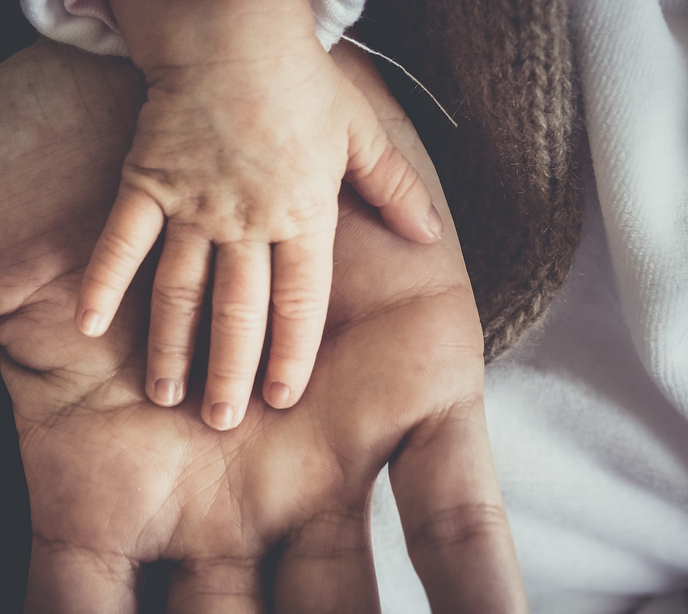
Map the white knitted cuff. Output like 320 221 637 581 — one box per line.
20 0 366 56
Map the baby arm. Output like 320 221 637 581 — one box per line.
72 0 443 430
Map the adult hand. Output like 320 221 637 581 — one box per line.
0 39 527 613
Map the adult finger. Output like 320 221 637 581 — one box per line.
344 89 442 245
167 556 263 614
389 402 529 614
263 231 334 409
201 240 271 431
24 538 137 614
275 508 380 614
146 222 211 407
76 186 164 337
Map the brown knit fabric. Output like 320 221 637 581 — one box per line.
358 0 584 362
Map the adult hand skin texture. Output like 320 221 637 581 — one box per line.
0 39 528 613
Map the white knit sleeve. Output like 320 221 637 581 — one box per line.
19 0 366 57
20 0 128 56
310 0 367 51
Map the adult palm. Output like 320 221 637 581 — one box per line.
0 40 526 613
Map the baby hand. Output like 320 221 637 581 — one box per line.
75 36 441 431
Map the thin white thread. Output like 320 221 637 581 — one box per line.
341 34 458 128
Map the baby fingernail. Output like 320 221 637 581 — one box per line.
79 309 102 336
425 205 444 240
269 382 291 408
209 402 237 430
154 378 179 406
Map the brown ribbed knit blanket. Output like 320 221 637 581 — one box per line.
358 0 584 362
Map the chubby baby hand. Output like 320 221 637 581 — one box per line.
74 37 441 431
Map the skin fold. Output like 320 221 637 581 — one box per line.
0 38 528 613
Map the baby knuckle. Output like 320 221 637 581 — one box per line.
82 269 127 293
148 337 191 360
212 302 264 334
271 291 326 322
153 283 203 314
354 131 390 172
124 163 175 189
285 201 331 228
207 362 253 383
99 229 141 265
268 342 313 363
388 162 421 204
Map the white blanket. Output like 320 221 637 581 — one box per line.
373 1 688 612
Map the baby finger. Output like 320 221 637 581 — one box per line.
201 240 271 431
146 223 212 407
76 187 164 337
263 230 335 410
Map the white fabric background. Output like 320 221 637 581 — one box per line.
371 1 688 612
